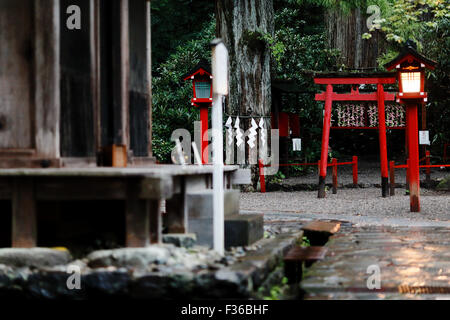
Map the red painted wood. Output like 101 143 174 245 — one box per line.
315 92 396 101
377 84 389 181
259 159 266 193
318 84 333 198
200 106 209 164
314 77 396 85
278 112 289 137
406 104 420 212
332 158 338 194
352 156 358 185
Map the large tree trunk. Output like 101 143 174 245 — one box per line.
326 7 385 69
215 0 274 188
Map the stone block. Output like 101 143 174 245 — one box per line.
186 189 240 219
0 248 72 268
225 214 264 248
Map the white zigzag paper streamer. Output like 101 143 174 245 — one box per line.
234 117 244 147
259 118 266 147
225 116 233 146
248 118 258 148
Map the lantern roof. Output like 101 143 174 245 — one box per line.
182 59 212 81
384 40 436 71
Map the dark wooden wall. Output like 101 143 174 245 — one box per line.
0 0 35 150
129 0 151 157
60 0 95 157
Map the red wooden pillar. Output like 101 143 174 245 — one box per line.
332 158 338 194
200 106 209 164
352 156 358 186
318 84 333 198
406 103 420 212
377 84 389 197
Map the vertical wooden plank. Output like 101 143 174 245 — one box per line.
12 178 37 248
149 199 162 244
34 0 61 159
0 0 34 150
165 178 187 234
126 179 149 247
146 0 153 158
120 0 130 148
91 0 102 157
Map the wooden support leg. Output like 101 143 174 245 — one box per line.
165 178 187 234
149 200 162 244
406 104 420 212
332 158 337 194
126 180 150 247
377 84 389 198
12 178 37 248
318 84 333 198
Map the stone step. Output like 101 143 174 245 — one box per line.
302 221 341 246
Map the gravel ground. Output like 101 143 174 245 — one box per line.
240 188 450 227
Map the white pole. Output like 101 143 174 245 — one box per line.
211 39 228 256
192 142 202 166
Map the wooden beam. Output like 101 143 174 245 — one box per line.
314 77 396 85
315 92 396 101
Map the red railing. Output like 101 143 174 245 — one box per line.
258 156 358 193
389 151 450 195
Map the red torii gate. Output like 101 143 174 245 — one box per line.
314 72 397 198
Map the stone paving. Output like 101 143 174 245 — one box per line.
301 224 450 300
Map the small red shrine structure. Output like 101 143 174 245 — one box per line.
314 72 397 198
183 60 213 164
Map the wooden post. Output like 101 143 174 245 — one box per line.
332 158 337 194
12 179 37 248
352 156 358 186
149 199 162 244
126 180 150 247
377 84 389 198
259 159 266 193
318 84 333 198
389 160 395 196
406 103 420 212
200 106 209 164
165 178 188 233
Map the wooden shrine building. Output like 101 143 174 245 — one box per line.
0 0 153 168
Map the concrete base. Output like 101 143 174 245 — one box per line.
225 214 264 248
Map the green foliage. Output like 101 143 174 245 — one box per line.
152 18 215 162
151 0 215 67
271 2 341 162
301 236 311 247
